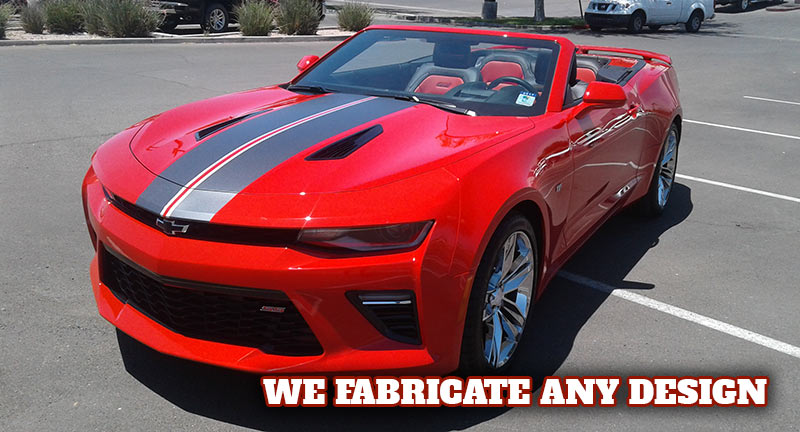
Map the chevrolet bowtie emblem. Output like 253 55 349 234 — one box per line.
156 218 190 235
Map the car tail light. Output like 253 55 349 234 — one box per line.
347 291 421 345
296 221 433 253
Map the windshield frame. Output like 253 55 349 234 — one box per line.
289 28 562 118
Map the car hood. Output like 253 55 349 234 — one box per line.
129 87 532 220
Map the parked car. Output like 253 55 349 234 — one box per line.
714 0 767 12
82 26 682 375
152 0 325 33
584 0 715 33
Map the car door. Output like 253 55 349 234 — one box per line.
649 0 682 23
562 87 645 248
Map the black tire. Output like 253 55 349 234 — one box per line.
158 17 178 32
628 10 645 33
636 123 680 217
736 0 750 11
459 213 538 375
648 24 661 31
685 10 702 32
204 3 229 33
590 25 603 32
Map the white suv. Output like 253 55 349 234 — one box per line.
584 0 715 33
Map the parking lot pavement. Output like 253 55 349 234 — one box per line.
1 7 799 431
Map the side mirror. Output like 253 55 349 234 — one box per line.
297 55 320 72
583 81 627 107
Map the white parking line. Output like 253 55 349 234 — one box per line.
684 119 800 141
559 271 800 360
676 174 800 204
744 96 800 106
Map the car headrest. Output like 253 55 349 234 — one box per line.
433 42 472 69
533 50 552 84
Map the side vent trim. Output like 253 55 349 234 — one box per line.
306 124 383 161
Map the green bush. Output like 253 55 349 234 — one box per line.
81 0 106 35
0 3 14 39
45 0 84 34
276 0 320 35
21 5 46 34
337 1 372 32
235 0 275 36
97 0 162 37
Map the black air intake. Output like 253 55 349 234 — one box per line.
100 246 323 356
195 109 270 141
306 124 383 160
347 290 421 345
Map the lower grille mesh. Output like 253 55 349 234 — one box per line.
100 248 323 356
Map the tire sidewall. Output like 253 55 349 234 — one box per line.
687 11 702 32
459 213 538 375
645 124 680 215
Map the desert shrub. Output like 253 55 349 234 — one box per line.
337 1 372 32
81 0 106 35
276 0 319 35
45 0 84 34
235 0 275 36
0 3 14 39
21 5 46 34
98 0 161 37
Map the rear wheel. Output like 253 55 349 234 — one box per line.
204 3 229 33
459 213 538 374
736 0 750 11
636 123 680 217
628 10 645 33
685 10 703 32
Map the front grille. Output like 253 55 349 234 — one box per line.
347 291 421 345
100 247 323 356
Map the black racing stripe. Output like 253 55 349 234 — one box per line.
199 97 411 192
135 93 364 214
169 97 413 221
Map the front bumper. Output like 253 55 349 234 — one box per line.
584 12 633 27
83 165 466 375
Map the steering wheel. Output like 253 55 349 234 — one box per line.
488 76 538 93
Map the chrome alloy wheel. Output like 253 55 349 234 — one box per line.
208 8 226 31
482 231 535 368
658 128 678 208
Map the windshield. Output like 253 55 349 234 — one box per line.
292 29 560 117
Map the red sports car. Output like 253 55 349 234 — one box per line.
82 26 682 375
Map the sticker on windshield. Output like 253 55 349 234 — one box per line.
516 92 537 107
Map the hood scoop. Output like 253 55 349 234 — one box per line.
195 110 270 141
306 124 383 161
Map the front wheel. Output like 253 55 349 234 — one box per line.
636 123 680 217
685 10 703 32
204 3 229 33
736 0 750 11
628 10 645 33
459 213 538 374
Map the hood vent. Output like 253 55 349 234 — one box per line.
306 124 383 161
194 109 270 141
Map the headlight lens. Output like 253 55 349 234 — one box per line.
297 221 434 253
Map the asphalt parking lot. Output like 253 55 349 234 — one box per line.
1 6 799 431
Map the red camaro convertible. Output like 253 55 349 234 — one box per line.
82 26 682 375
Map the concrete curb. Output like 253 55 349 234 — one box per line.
392 15 587 31
0 34 350 47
